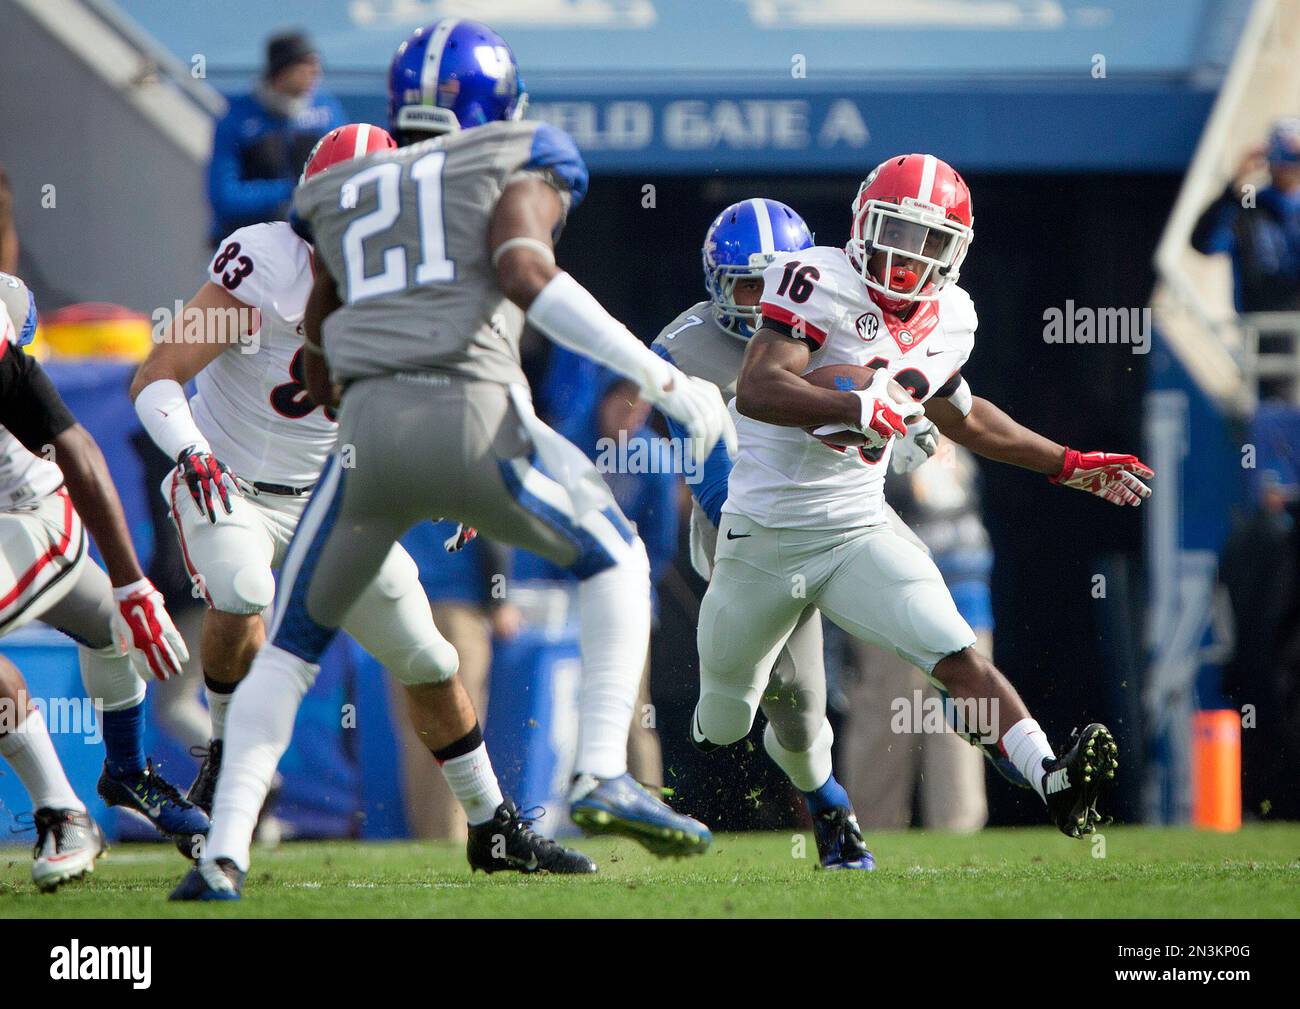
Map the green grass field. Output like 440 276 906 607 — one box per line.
2 825 1296 918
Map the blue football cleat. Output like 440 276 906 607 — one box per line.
169 858 244 901
97 758 210 841
569 772 712 857
812 807 875 871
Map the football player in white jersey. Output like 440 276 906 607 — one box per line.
652 197 914 869
694 154 1153 844
132 125 591 875
0 272 202 889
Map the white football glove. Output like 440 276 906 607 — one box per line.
815 370 925 450
110 578 189 681
890 416 939 474
642 368 738 467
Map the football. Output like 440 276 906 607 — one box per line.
801 364 908 446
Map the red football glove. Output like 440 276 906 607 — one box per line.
847 369 925 449
1050 448 1154 506
178 446 243 523
863 398 911 449
110 579 189 681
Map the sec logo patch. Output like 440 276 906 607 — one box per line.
855 312 879 342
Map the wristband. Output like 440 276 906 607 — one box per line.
111 577 153 601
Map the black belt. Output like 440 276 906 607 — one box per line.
253 480 316 497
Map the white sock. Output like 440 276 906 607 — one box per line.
207 645 316 871
438 742 504 825
763 718 834 793
205 683 234 741
573 546 650 779
1000 717 1055 801
0 709 85 812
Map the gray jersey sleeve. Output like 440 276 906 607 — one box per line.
650 302 747 398
295 121 588 387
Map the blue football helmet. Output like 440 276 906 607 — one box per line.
388 19 528 139
702 199 814 338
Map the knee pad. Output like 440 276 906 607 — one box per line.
350 550 460 685
79 643 145 713
763 715 832 763
695 690 756 747
762 717 834 793
381 632 461 686
761 691 823 753
206 562 275 615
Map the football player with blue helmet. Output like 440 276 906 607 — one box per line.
177 19 731 898
650 200 875 869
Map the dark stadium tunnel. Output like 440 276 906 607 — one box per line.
551 169 1177 829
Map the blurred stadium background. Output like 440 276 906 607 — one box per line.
1 0 1297 848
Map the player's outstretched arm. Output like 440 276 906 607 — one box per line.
51 423 189 678
926 395 1153 506
131 281 249 522
925 394 1065 474
489 176 736 463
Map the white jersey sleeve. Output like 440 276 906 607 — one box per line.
757 251 849 351
190 222 334 487
208 223 303 314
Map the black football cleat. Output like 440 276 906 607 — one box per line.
811 806 875 871
467 799 597 875
1042 723 1118 839
31 807 106 892
169 857 244 901
186 740 222 816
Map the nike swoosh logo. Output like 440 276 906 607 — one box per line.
726 530 751 540
925 348 945 356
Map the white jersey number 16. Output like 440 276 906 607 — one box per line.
340 151 456 303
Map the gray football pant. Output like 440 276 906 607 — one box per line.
269 375 639 663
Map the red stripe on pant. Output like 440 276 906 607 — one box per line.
170 471 212 607
0 488 78 619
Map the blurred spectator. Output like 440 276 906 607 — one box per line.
1218 472 1297 819
0 164 18 275
207 30 343 244
393 521 518 840
839 442 992 832
514 374 680 785
1192 118 1300 313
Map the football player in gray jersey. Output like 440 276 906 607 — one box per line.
651 199 877 869
178 19 735 899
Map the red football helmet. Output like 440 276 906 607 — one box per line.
300 123 397 183
846 153 974 310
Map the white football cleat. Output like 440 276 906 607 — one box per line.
31 807 106 893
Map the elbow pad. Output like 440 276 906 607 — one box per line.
135 379 208 460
